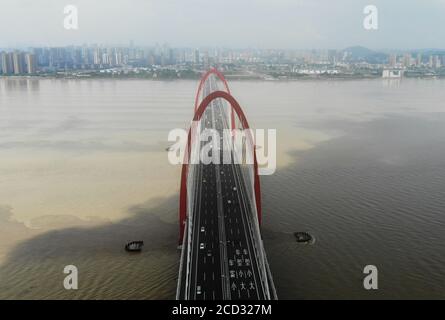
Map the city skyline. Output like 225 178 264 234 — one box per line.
1 0 445 49
2 43 444 80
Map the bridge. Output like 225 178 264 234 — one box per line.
176 68 277 300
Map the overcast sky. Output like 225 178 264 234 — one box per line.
1 0 444 49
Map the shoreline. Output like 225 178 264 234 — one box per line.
1 74 443 81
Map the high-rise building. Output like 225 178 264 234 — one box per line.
12 51 25 74
102 52 109 65
147 53 155 66
93 48 101 65
203 51 209 65
432 55 441 69
1 52 14 74
416 53 422 66
25 53 36 74
403 53 411 68
194 49 200 64
114 49 123 66
1 52 5 74
389 54 397 67
328 49 337 65
81 46 90 67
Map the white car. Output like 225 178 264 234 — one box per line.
201 227 205 232
230 270 236 278
197 286 202 294
200 243 205 250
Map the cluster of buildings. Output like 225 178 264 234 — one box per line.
1 44 444 79
1 51 37 75
382 53 445 78
388 53 444 69
1 45 267 75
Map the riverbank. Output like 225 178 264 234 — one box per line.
2 73 443 81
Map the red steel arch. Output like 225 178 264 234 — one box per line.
194 68 235 131
179 90 262 244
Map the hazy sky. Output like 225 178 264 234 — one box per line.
1 0 444 49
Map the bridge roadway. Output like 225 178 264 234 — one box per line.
184 76 269 300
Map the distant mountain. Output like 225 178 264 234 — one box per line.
343 46 376 57
416 49 445 56
342 46 387 63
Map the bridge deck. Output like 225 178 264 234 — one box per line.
177 75 275 300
